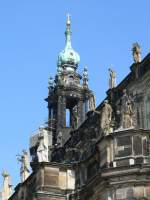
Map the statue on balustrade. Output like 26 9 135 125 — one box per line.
37 127 49 162
92 100 113 135
120 89 134 129
17 150 30 183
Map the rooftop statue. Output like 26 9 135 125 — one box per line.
120 89 134 129
93 100 113 135
1 170 12 200
108 68 116 89
37 127 49 162
132 42 141 63
17 150 30 183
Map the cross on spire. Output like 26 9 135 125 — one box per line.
66 13 71 27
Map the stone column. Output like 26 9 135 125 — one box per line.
77 99 84 127
57 95 66 130
85 100 89 113
70 108 73 127
106 140 111 167
61 96 66 128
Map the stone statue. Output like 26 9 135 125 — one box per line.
89 94 96 111
56 131 63 147
93 100 113 135
109 68 116 89
37 127 49 162
17 150 30 183
1 170 12 200
120 89 134 129
132 43 141 63
100 100 113 134
71 105 78 129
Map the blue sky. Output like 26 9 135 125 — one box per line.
0 0 150 188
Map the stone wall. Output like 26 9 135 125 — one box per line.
9 163 75 200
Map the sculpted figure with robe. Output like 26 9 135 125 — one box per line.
37 128 49 162
93 100 113 135
120 89 134 129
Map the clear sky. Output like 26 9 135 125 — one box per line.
0 0 150 188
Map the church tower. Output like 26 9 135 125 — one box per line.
45 15 95 146
5 15 150 200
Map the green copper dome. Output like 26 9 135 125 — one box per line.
57 15 80 72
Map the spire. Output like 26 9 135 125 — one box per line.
65 14 72 49
57 15 80 70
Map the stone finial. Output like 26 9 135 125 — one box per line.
132 42 141 63
17 150 30 183
108 68 116 89
48 76 54 89
1 170 12 200
89 94 96 111
83 66 89 87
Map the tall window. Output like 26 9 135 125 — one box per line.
66 109 70 127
